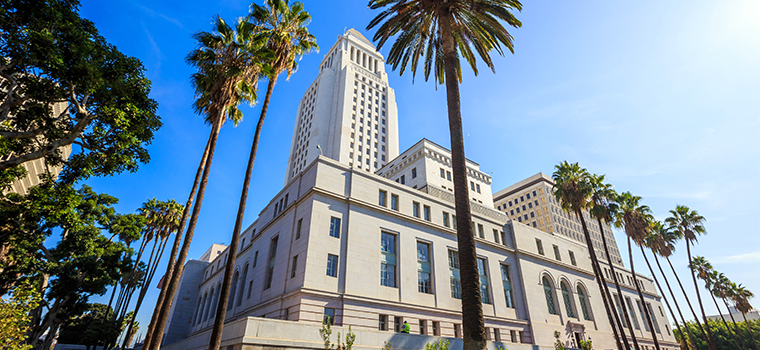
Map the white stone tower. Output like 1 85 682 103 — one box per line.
285 29 399 183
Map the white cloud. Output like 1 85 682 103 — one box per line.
711 251 760 264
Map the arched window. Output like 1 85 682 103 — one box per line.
577 285 592 320
542 276 558 315
228 271 239 310
194 294 205 325
237 264 249 306
561 282 576 318
202 288 213 321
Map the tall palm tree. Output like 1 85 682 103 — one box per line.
367 3 522 349
588 173 631 350
666 205 717 350
121 200 183 350
646 221 699 350
142 139 210 350
613 192 659 350
145 16 267 350
690 257 744 350
705 270 748 350
732 284 758 350
208 2 317 349
554 164 626 350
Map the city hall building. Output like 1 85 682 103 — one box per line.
160 30 679 350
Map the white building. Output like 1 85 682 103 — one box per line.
160 30 679 350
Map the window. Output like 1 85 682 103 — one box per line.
501 265 514 308
494 329 500 342
289 255 299 278
510 330 517 343
327 254 338 277
417 242 432 293
423 205 431 221
493 229 500 244
391 194 399 210
380 232 397 287
413 202 420 218
477 224 484 238
646 302 661 333
265 236 279 289
400 175 405 184
476 184 481 193
412 168 417 178
329 217 341 238
379 190 387 206
419 320 426 335
470 181 475 191
626 297 640 330
477 258 490 304
432 321 439 336
612 295 628 327
442 212 450 227
448 249 461 299
295 218 303 239
379 314 387 330
561 282 576 318
569 251 577 266
253 251 258 267
543 277 558 315
536 239 544 255
454 324 461 338
553 245 561 261
440 168 445 178
500 231 507 246
452 215 457 229
447 171 451 180
323 307 335 325
577 285 591 320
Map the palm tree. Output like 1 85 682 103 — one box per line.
145 16 267 350
367 2 521 349
208 2 317 349
646 221 699 350
732 284 758 350
666 205 717 350
691 257 744 350
554 164 626 350
588 173 632 350
121 200 183 350
705 270 747 350
613 192 659 350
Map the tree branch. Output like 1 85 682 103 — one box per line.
0 128 43 139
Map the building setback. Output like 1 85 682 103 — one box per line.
160 30 678 350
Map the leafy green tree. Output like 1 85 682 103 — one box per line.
704 269 747 350
366 2 522 350
690 257 745 350
612 192 659 350
145 15 269 350
732 284 758 350
57 303 121 348
208 2 317 349
677 318 760 350
0 0 160 184
553 163 626 350
666 205 717 350
0 281 40 350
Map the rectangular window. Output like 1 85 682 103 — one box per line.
536 239 544 255
323 307 335 325
493 229 500 244
329 217 341 238
380 232 397 287
379 314 387 331
510 330 517 343
423 205 431 221
446 171 451 180
265 236 279 289
419 320 426 335
500 231 507 246
440 168 445 178
412 168 417 178
394 317 402 332
326 254 338 277
253 251 258 267
417 242 432 294
454 324 461 338
613 295 628 327
478 258 490 304
477 224 484 238
626 297 640 330
448 249 461 299
379 190 387 206
494 329 500 342
569 251 577 266
452 215 457 229
443 212 450 227
291 255 298 278
295 218 302 239
432 321 439 336
413 202 420 218
646 302 661 333
470 181 475 191
476 184 481 193
391 194 399 211
400 175 405 184
501 264 514 308
553 245 561 261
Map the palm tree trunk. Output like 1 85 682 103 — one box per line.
639 246 694 350
722 298 752 350
439 13 485 350
146 111 225 350
597 218 631 350
142 136 210 349
654 254 698 349
708 290 744 350
741 312 759 350
666 256 709 341
687 242 718 350
628 238 660 350
604 233 639 349
209 75 277 350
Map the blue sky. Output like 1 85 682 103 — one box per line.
76 0 759 340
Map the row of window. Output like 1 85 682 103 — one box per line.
535 239 578 266
611 293 664 335
602 266 646 292
542 276 593 321
373 315 524 342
